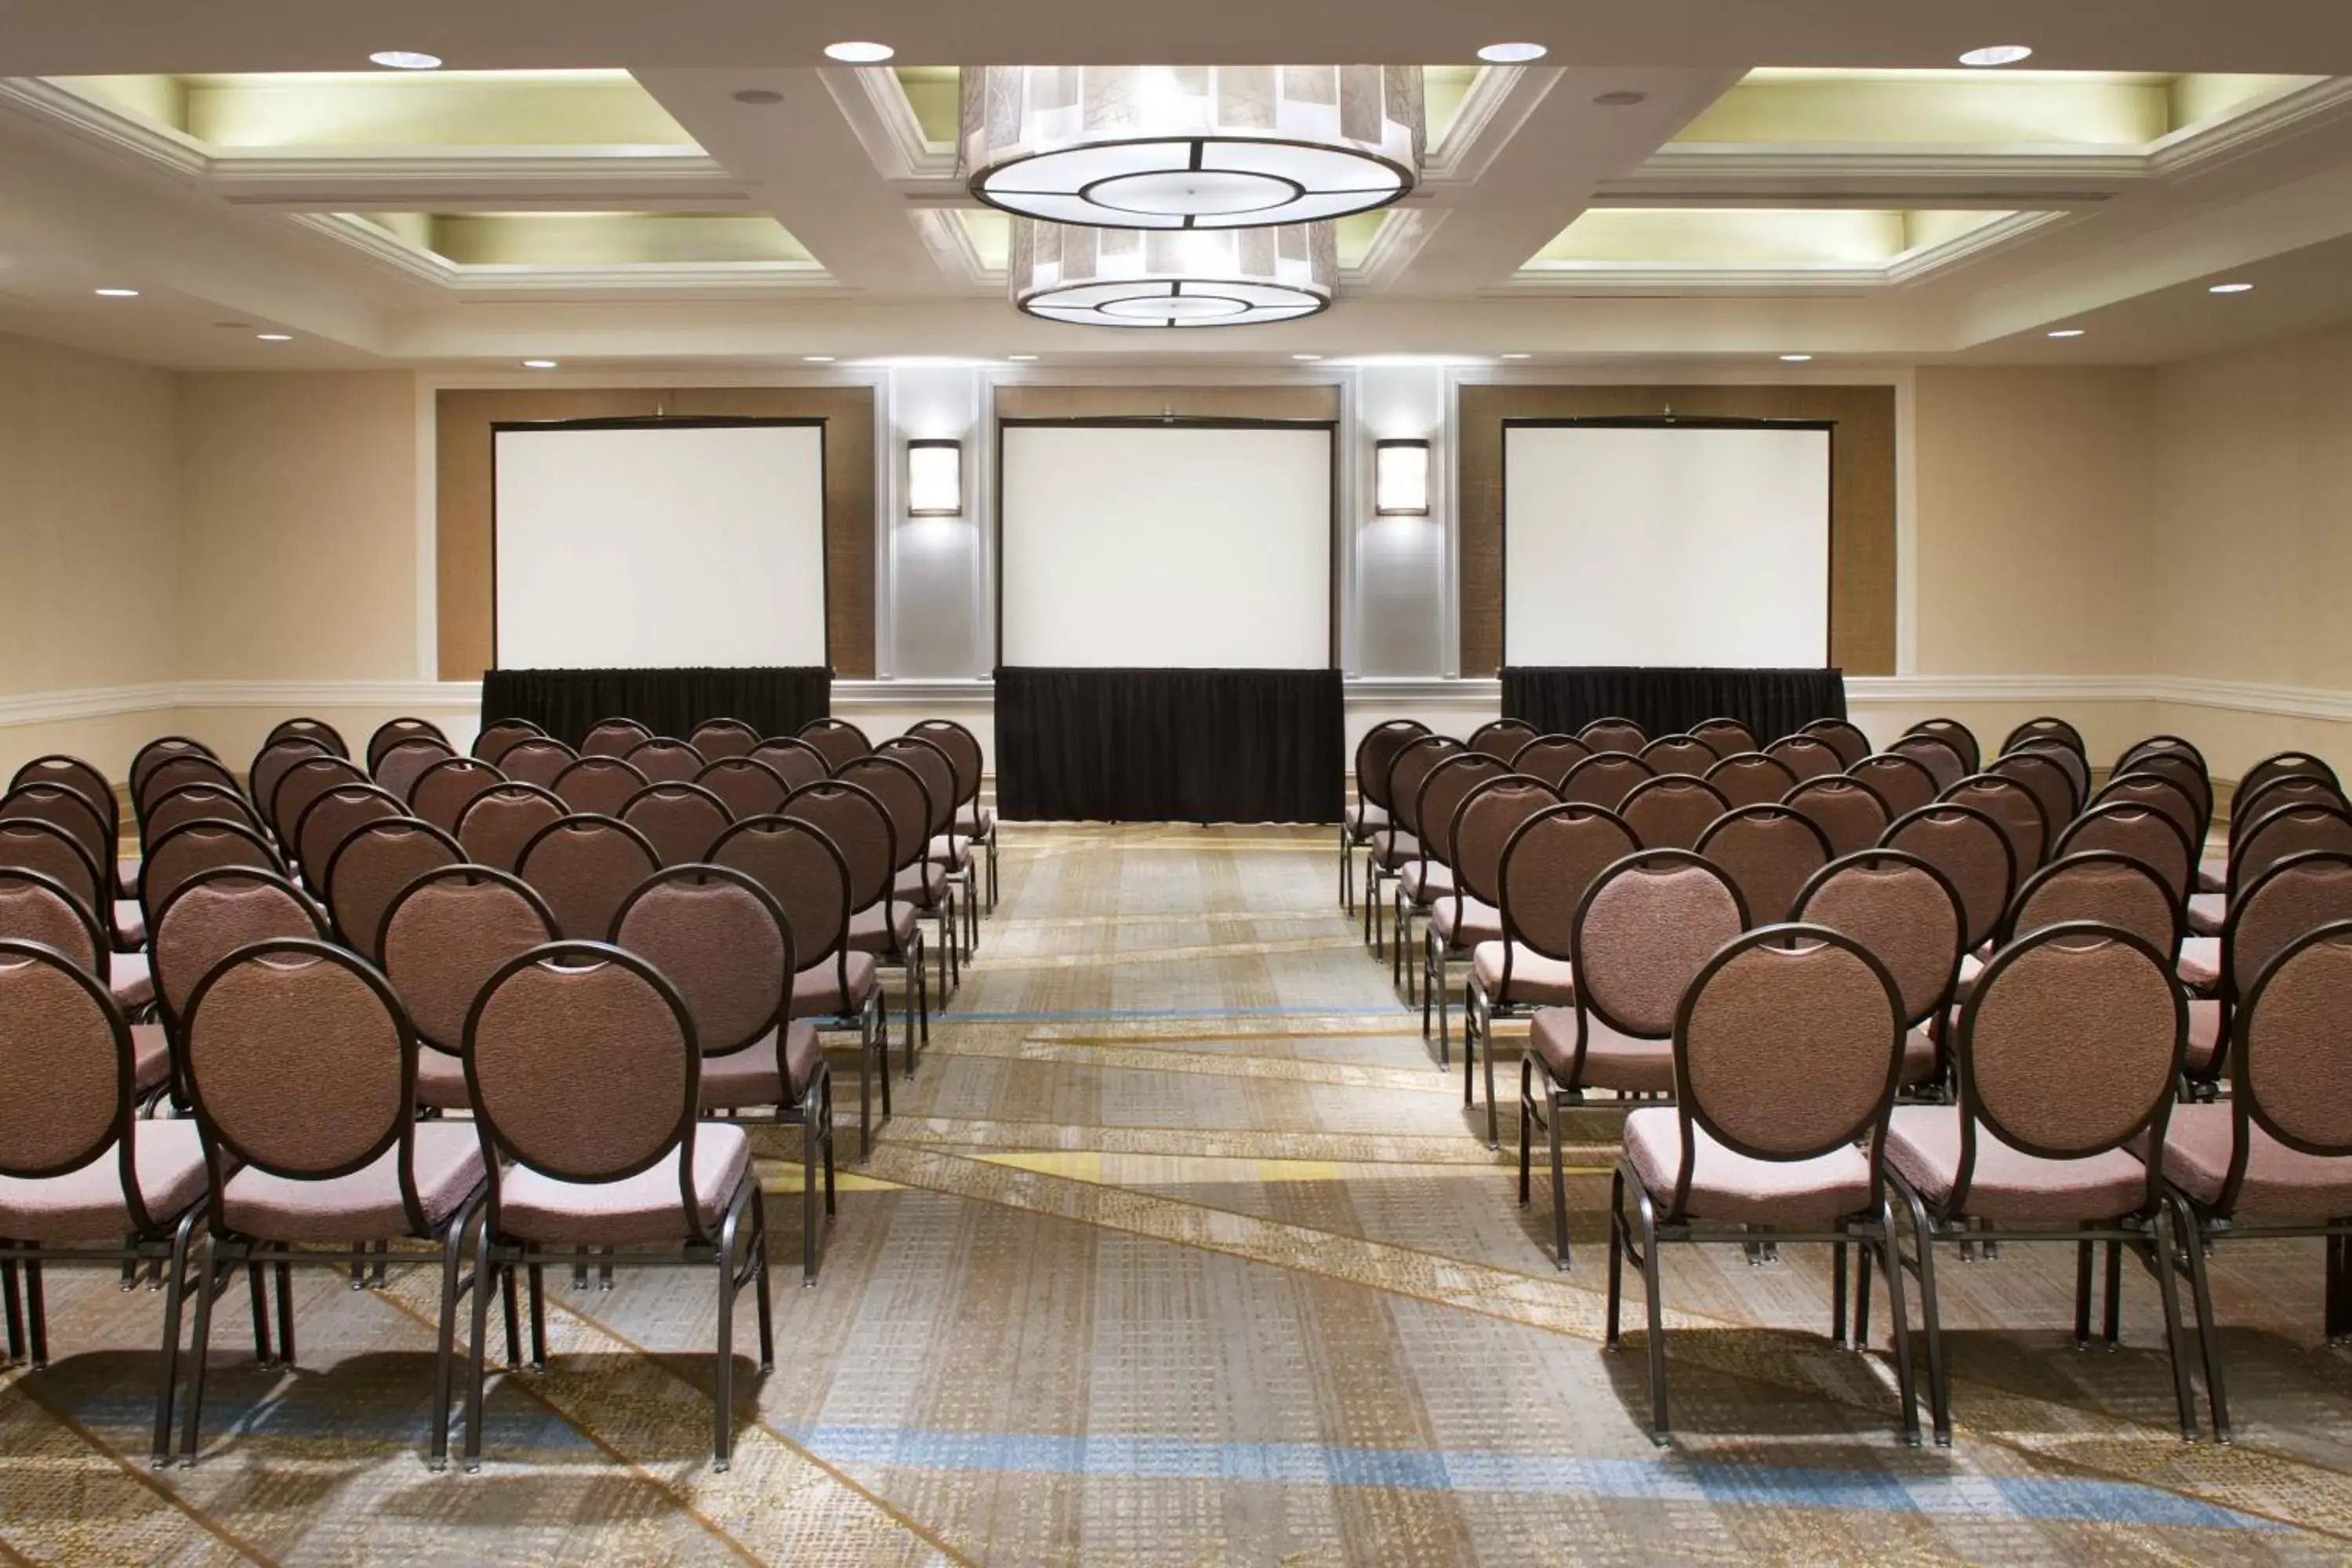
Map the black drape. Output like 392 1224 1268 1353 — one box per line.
1500 666 1845 746
996 667 1344 824
481 667 832 748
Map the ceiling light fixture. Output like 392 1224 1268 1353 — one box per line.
368 50 443 70
1780 353 1814 362
1593 90 1648 107
256 332 293 342
521 358 557 368
2209 281 2254 295
2048 328 2085 339
1958 44 2033 67
961 66 1423 233
803 354 836 363
1012 219 1335 328
731 88 785 106
823 41 895 64
93 287 140 298
1007 354 1039 361
1291 353 1324 361
1501 352 1532 360
1478 42 1548 64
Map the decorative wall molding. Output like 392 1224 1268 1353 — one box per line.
0 683 180 728
285 212 835 296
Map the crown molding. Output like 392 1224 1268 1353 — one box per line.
1504 208 2076 295
829 65 960 185
1602 144 2142 205
0 78 208 176
2150 76 2352 178
285 211 837 296
1885 209 2078 286
1419 65 1552 187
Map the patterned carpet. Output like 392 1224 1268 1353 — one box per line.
7 823 2352 1565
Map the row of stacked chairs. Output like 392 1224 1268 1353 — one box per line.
0 710 996 1472
1338 711 2352 1447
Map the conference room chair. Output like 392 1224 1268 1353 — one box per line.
1619 774 1729 852
1780 774 1892 858
1558 750 1653 813
373 737 456 803
1433 774 1560 1098
2053 806 2197 989
409 757 505 835
1690 717 1758 759
612 865 834 1283
1397 753 1509 1011
1367 734 1461 957
839 753 961 991
1849 753 1939 820
1878 922 2198 1447
1343 719 1428 916
248 737 328 836
0 869 161 1069
2233 771 2349 839
367 717 452 775
127 736 220 812
378 864 559 1116
798 717 871 772
1940 773 2049 879
1987 747 2082 839
2117 733 2209 784
2185 850 2352 1094
515 815 661 942
176 938 489 1471
2119 749 2215 847
712 815 887 1156
786 779 928 1074
1998 854 2187 1080
137 822 287 941
268 753 368 858
453 782 567 873
1697 804 1831 925
0 785 129 944
1889 733 1968 793
1882 804 2016 978
1800 717 1873 768
1636 735 1718 776
2198 776 2352 931
2233 751 2339 822
494 737 579 791
1465 803 1635 1147
1468 718 1539 764
1763 734 1843 782
322 818 463 962
292 782 405 894
459 942 771 1472
2007 736 2091 813
1506 733 1590 790
553 754 651 817
472 718 547 766
148 866 327 1122
1607 924 1918 1446
0 820 119 956
1578 717 1649 756
877 733 981 958
2002 716 2087 758
905 718 998 913
11 753 122 877
579 717 652 758
688 717 761 760
1705 751 1799 811
265 717 348 759
695 756 791 821
1521 850 1748 1270
2095 771 2207 866
750 736 831 794
620 782 735 869
2154 920 2352 1441
1904 718 1981 775
136 753 241 830
624 737 705 786
1791 849 1966 1096
0 942 213 1463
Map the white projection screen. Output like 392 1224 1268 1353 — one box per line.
494 419 829 668
1504 423 1832 667
999 423 1332 669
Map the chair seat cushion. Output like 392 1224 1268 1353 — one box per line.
1949 951 1985 1005
2151 1102 2352 1222
131 1022 170 1094
1884 1105 2151 1222
2186 893 2224 938
118 856 141 894
2186 999 2222 1077
2178 937 2219 991
416 1044 470 1111
1528 1007 1673 1094
1472 942 1574 1007
495 1124 750 1246
111 949 154 1011
1625 1108 1875 1225
1367 833 1421 869
1346 802 1389 837
220 1121 483 1242
1902 1026 1940 1086
113 900 145 949
0 1120 208 1242
846 901 919 954
956 803 995 836
926 833 972 868
1430 895 1501 946
699 1022 824 1110
2197 857 2226 896
1398 862 1454 903
791 953 878 1018
894 863 949 905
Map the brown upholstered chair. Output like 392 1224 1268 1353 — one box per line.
1781 774 1891 858
460 942 770 1472
786 779 927 1070
1636 735 1718 777
1792 850 1965 1094
471 718 546 765
0 942 215 1462
1703 751 1798 810
2196 779 2352 937
2006 738 2090 816
136 822 285 935
2155 920 2352 1441
688 717 760 760
373 738 456 804
127 738 218 811
1507 734 1591 790
580 717 652 759
696 757 790 823
1521 850 1748 1269
1880 923 2197 1446
0 868 160 1065
747 736 827 794
1619 774 1730 853
2002 851 2181 990
552 754 651 818
178 939 488 1469
624 737 705 786
378 864 559 1115
878 734 980 959
620 782 735 869
151 868 326 1048
613 866 833 1282
1468 718 1538 764
1849 753 1938 821
292 782 406 894
1434 775 1561 1106
2232 751 2337 822
248 737 328 837
1697 804 1830 926
1577 717 1649 756
1397 753 1510 1010
2002 716 2085 757
1763 734 1843 782
2053 806 2196 988
409 757 505 835
493 737 578 791
136 753 241 828
1882 803 2016 960
1987 747 2082 838
323 818 463 961
2181 851 2352 1091
798 717 871 771
1940 772 2049 879
514 815 661 942
2096 773 2206 877
265 717 347 758
2117 732 2207 779
1690 717 1758 759
453 782 567 873
906 719 997 913
1366 735 1462 956
1800 717 1873 768
1889 733 1967 793
1608 925 1916 1445
0 786 136 946
1904 718 1980 775
367 717 450 774
140 783 263 852
7 757 118 875
839 753 960 993
2117 752 2213 864
268 753 367 854
1557 751 1653 813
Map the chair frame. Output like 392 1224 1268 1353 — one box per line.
906 719 999 914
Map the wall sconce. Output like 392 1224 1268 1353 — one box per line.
907 438 964 517
1374 438 1431 516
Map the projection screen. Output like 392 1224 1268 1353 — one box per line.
494 419 828 668
1503 422 1831 667
999 423 1333 670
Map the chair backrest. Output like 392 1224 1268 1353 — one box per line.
0 869 109 982
494 736 579 789
2228 803 2352 896
2011 735 2091 809
580 717 652 758
409 756 506 833
1763 734 1843 782
1780 774 1891 858
1494 804 1639 962
515 815 662 941
2090 771 2203 858
1558 752 1653 811
2117 733 2209 782
151 868 325 1029
1667 927 1902 1212
1447 775 1560 911
0 782 111 880
1848 753 1938 821
2233 751 2339 822
127 738 217 807
1467 718 1538 764
0 818 104 918
836 754 935 873
1506 734 1589 789
1951 924 2180 1209
2053 801 2194 904
1799 717 1872 768
324 817 464 960
378 866 557 1054
1570 850 1747 1041
2227 922 2352 1189
1691 717 1758 759
782 780 898 913
0 942 140 1208
553 754 651 817
1889 732 1967 793
624 737 706 786
875 735 962 840
710 815 855 979
294 782 407 889
2004 851 2180 960
2223 851 2352 1012
749 737 830 793
267 717 348 758
1791 850 1964 1029
1987 747 2082 837
612 866 796 1057
466 942 703 1232
2117 751 2212 843
372 737 456 803
1618 775 1730 852
1638 735 1719 776
137 820 283 924
906 719 986 809
1940 772 2049 877
620 782 735 868
472 717 546 764
1882 802 2016 952
1704 752 1799 811
249 736 329 830
136 753 241 825
1577 717 1648 755
798 717 872 771
367 717 450 774
688 717 760 760
1383 735 1464 839
2233 774 2349 843
695 757 792 821
1903 718 1980 775
2002 716 2085 757
1697 804 1831 926
1412 753 1512 867
453 782 568 873
270 753 367 849
10 755 118 846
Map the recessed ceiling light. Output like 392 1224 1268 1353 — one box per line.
521 358 558 368
256 332 293 342
1501 352 1532 360
1593 91 1648 107
1779 354 1814 362
2209 281 2254 295
823 41 895 64
731 88 785 105
93 287 140 298
1478 42 1548 64
803 354 836 363
2048 328 2085 339
1959 44 2033 67
1291 353 1324 361
368 50 443 71
1007 354 1039 361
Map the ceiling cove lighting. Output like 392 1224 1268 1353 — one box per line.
1958 44 2033 67
2049 328 2085 339
256 332 293 342
1011 219 1336 328
802 354 836 363
94 287 140 297
906 440 964 517
1478 42 1548 64
368 50 443 70
1007 354 1040 361
2209 281 2255 295
1501 352 1532 360
961 66 1423 231
1780 353 1814 362
1374 439 1432 516
1291 352 1323 361
521 358 557 368
824 42 895 63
